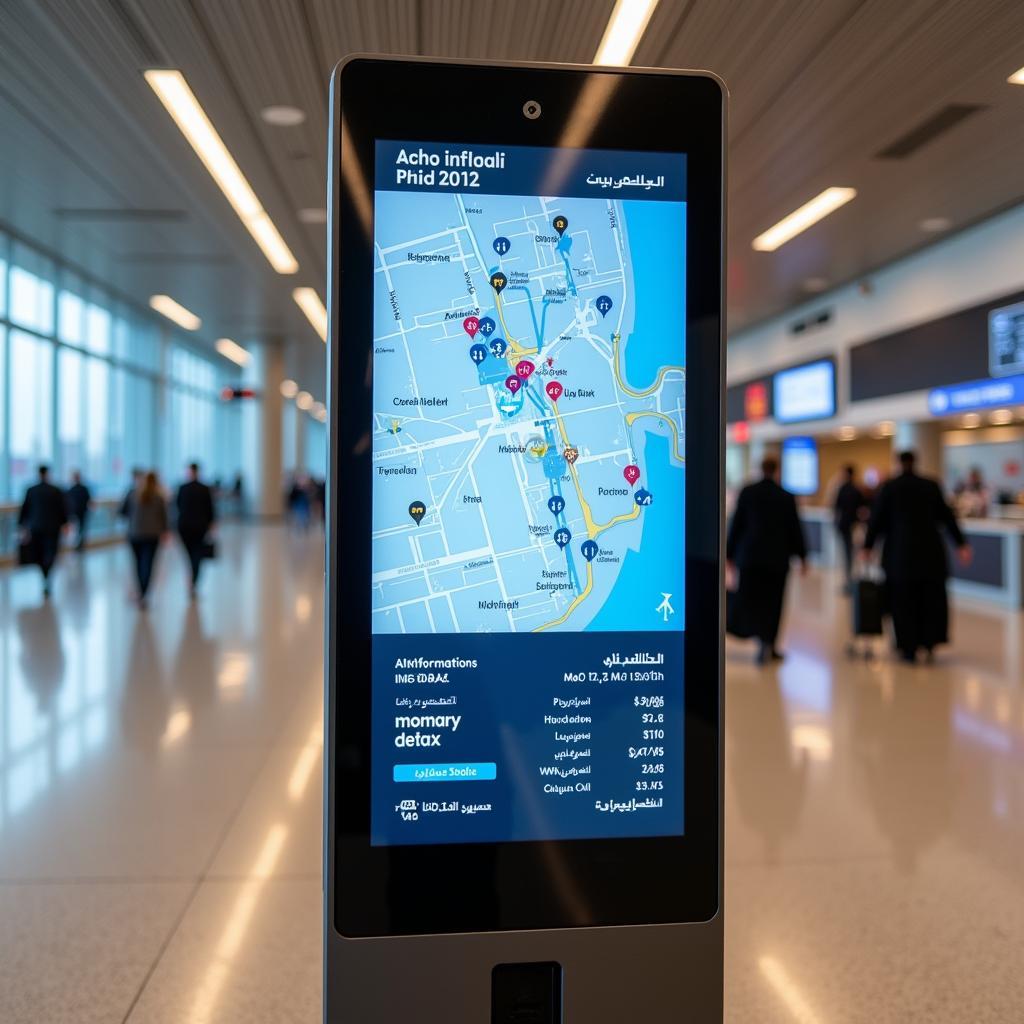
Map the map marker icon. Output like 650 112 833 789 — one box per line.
490 338 507 358
554 527 571 549
463 316 480 338
478 316 496 337
553 215 568 237
595 295 613 318
493 236 511 255
545 381 563 402
516 359 535 380
408 501 426 525
623 464 640 485
581 539 598 562
505 375 521 394
548 495 565 516
490 271 507 294
469 344 487 365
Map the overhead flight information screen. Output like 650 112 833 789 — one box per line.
370 139 687 846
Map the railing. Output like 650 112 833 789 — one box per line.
0 493 245 564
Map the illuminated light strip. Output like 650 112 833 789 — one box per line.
594 0 660 66
759 956 823 1024
1009 65 1024 85
752 187 857 252
215 338 251 366
150 294 201 331
144 70 298 274
293 286 327 342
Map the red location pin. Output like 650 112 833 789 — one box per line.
505 375 522 394
463 316 480 338
516 359 535 379
623 464 641 485
545 381 563 402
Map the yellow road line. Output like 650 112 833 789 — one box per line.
534 561 593 632
626 411 685 463
612 332 683 398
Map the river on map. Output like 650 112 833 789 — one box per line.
619 198 687 390
585 432 685 632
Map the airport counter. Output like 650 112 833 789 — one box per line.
798 506 1024 607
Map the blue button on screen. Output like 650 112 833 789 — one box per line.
393 762 497 783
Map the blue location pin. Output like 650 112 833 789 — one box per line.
634 488 653 507
478 316 496 337
493 236 511 256
554 527 571 549
469 343 488 365
581 539 598 562
596 295 613 318
547 495 565 517
490 337 507 358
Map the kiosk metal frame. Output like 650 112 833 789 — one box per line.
325 55 726 1022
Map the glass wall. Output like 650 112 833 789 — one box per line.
0 228 242 506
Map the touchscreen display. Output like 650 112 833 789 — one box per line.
370 139 686 846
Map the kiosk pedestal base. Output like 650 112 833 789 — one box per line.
326 915 724 1023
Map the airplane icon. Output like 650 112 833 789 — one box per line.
656 593 674 622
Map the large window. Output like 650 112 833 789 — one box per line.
0 228 237 504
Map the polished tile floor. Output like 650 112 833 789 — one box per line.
1 526 1022 1022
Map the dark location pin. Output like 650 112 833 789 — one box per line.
554 527 571 549
581 539 599 562
505 375 522 394
595 295 613 318
490 271 507 294
493 236 511 256
490 338 507 358
469 343 488 365
478 316 496 337
548 495 566 517
634 489 653 507
408 501 426 525
545 381 563 402
552 215 568 237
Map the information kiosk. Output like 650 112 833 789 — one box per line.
326 56 726 1022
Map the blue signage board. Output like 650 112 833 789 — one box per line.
781 435 819 496
928 373 1024 416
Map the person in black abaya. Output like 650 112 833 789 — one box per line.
726 456 807 664
862 450 971 663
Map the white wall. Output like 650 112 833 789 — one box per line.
728 201 1024 439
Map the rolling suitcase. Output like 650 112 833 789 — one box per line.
847 567 886 659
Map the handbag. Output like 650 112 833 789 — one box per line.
17 536 39 566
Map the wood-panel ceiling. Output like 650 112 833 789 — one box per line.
2 0 1024 391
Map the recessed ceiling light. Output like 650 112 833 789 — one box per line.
961 413 982 428
149 294 201 331
594 0 660 66
144 70 299 274
990 408 1013 425
919 216 952 233
752 187 857 252
261 105 306 127
298 207 327 225
873 420 896 438
803 277 829 293
280 379 299 398
293 287 327 343
1008 65 1024 85
296 390 314 411
837 425 857 441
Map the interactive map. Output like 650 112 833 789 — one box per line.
371 141 686 635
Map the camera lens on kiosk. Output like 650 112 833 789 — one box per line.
522 100 541 119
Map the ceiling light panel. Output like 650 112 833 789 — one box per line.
293 287 327 342
594 0 660 66
150 294 201 331
144 70 299 274
752 187 857 252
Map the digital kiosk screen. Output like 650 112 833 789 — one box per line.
370 140 686 846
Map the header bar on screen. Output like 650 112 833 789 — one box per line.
375 140 686 202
